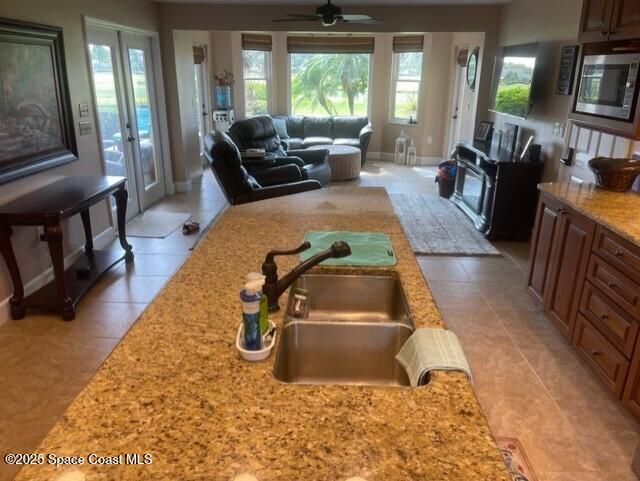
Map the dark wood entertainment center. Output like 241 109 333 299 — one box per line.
451 140 544 241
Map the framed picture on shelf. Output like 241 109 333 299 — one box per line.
474 121 493 142
0 17 77 185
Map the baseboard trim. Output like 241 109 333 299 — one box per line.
0 227 116 325
367 152 442 166
174 180 193 193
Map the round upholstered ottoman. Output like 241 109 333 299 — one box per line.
308 145 361 181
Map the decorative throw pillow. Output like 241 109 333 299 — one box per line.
272 117 289 139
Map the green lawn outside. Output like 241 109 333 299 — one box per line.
92 72 149 112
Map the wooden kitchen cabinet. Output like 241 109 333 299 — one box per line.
545 206 596 340
528 193 595 340
528 194 563 305
609 0 640 40
580 0 640 41
529 190 640 420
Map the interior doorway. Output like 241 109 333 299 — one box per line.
193 54 210 163
446 47 468 155
86 24 167 219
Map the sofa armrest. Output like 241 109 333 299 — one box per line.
359 123 373 165
251 164 303 187
359 122 373 143
236 180 321 204
287 148 329 165
273 155 305 168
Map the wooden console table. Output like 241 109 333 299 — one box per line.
0 176 134 320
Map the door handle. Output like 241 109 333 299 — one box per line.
127 135 136 142
452 115 458 119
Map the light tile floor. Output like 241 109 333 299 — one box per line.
1 162 638 481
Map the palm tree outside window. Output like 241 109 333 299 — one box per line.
289 53 370 117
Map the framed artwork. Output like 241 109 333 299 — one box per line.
474 121 493 142
0 17 77 185
556 45 579 95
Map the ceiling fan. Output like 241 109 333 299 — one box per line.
272 0 382 27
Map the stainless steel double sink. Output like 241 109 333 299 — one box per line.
272 274 416 387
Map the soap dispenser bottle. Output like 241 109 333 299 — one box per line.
240 284 262 351
246 272 268 334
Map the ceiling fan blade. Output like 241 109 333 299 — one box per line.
285 13 321 19
272 17 320 22
340 14 383 24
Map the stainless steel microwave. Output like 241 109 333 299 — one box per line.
575 51 640 121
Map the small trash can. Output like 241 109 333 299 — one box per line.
435 160 457 198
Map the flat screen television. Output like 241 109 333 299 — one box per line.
489 42 539 119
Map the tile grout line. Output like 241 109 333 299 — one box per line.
458 259 610 481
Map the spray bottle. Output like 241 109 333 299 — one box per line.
240 283 261 351
246 272 268 335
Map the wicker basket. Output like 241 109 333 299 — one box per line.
588 157 640 192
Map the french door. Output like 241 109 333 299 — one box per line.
87 26 166 219
194 62 209 160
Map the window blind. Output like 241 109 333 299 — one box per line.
287 36 375 54
193 46 205 64
242 33 273 52
392 35 424 53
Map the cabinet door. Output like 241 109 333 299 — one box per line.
580 0 616 41
528 194 562 305
545 207 596 340
623 334 640 421
610 0 640 40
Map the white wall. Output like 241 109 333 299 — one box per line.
487 0 585 182
0 0 160 322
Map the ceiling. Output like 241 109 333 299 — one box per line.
155 0 512 4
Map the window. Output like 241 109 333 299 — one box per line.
242 49 270 117
391 51 423 123
289 53 371 117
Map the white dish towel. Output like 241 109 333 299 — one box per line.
395 328 472 387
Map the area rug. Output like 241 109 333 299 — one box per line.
126 211 191 238
496 437 539 481
389 193 500 256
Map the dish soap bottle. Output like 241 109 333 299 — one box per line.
240 284 262 351
246 272 268 334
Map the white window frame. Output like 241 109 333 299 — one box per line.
287 52 373 118
390 51 423 124
241 49 272 117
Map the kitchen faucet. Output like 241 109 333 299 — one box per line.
261 240 351 311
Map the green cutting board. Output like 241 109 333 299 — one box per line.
300 231 396 266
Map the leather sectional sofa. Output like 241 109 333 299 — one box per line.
272 115 373 165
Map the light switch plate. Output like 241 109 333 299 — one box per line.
79 120 92 135
79 103 90 118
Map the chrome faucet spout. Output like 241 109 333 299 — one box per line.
262 240 351 311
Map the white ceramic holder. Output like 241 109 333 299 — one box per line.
236 320 276 362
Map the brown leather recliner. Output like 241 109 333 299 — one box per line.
204 131 321 205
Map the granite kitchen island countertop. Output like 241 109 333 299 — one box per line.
15 186 508 481
539 182 640 245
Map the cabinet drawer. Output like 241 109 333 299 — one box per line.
574 314 630 398
593 225 640 285
587 255 640 321
579 281 639 357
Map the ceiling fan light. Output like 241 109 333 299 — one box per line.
322 16 337 26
